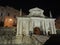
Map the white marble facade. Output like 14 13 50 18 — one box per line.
16 7 56 44
17 17 56 36
17 7 56 36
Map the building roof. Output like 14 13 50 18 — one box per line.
28 7 45 17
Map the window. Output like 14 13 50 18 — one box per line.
8 13 10 16
0 13 3 16
14 15 16 18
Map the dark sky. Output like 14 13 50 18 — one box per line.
0 0 60 18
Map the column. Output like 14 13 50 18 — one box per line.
29 18 34 32
44 19 50 35
16 18 20 36
49 19 56 34
16 17 23 44
16 18 22 36
52 19 56 34
41 19 46 35
51 20 54 34
22 18 30 36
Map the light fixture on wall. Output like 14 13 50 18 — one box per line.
4 16 14 27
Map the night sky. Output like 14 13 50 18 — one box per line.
0 0 60 18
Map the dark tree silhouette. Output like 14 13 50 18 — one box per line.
44 34 60 45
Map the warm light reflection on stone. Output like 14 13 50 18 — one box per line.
4 16 15 27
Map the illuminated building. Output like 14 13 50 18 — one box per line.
16 7 56 44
